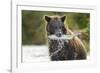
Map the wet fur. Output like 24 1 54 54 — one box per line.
45 16 87 61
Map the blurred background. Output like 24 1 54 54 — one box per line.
22 10 90 53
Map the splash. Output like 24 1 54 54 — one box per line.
48 35 74 57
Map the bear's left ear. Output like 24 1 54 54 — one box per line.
45 16 51 22
61 16 66 22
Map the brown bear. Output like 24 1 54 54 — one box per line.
44 15 87 61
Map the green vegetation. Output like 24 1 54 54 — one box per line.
22 10 90 52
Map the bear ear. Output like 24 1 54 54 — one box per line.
61 16 66 22
45 16 51 22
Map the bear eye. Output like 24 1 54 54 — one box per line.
59 25 62 28
55 26 57 29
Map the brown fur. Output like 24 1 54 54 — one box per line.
66 28 87 59
45 15 87 60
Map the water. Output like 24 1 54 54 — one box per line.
48 35 74 57
22 35 76 62
22 34 89 62
23 45 50 63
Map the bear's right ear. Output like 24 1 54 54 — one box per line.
45 16 51 22
61 16 66 22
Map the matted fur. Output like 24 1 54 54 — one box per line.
45 15 87 61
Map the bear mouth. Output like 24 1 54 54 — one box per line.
48 34 73 40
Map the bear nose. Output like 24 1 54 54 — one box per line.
56 32 62 37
